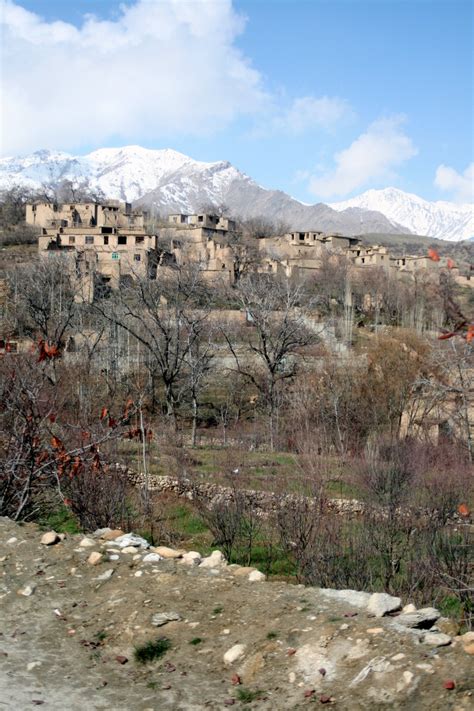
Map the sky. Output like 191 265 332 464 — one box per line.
0 0 473 204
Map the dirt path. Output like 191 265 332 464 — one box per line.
0 517 472 710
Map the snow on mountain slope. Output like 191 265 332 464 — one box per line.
330 188 473 242
0 147 472 240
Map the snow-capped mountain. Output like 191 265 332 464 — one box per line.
0 147 472 240
330 188 473 242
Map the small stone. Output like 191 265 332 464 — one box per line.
181 551 202 566
403 671 414 685
79 537 95 548
319 695 331 704
87 552 103 566
151 546 184 559
392 653 406 661
134 570 143 577
402 603 416 614
223 643 246 665
224 700 235 706
115 655 128 665
231 673 241 685
232 566 256 577
27 661 41 671
121 546 138 554
367 592 401 617
222 629 230 635
6 537 18 544
443 680 455 690
142 553 162 564
101 529 124 541
367 627 384 635
151 612 181 627
96 569 114 582
416 663 434 674
41 531 60 546
318 668 326 677
422 632 452 647
248 570 266 582
17 584 36 597
200 550 226 569
289 672 296 683
304 689 315 698
437 618 460 636
463 642 474 655
108 554 119 561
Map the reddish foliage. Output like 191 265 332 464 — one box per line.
428 248 440 262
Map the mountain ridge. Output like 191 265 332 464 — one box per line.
0 146 472 241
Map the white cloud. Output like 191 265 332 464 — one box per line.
434 163 474 203
0 0 267 155
308 116 418 199
273 96 352 134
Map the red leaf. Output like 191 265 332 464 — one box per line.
51 436 62 450
108 417 117 428
458 503 470 517
100 407 108 420
48 413 57 423
428 248 440 262
447 258 455 269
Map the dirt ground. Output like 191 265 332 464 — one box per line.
0 517 472 711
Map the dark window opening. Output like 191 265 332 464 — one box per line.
134 254 141 261
136 235 144 244
118 235 127 245
69 236 75 244
103 236 109 245
85 235 94 245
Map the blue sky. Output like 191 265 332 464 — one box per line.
1 0 473 203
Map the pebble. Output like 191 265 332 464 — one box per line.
142 553 162 563
96 569 114 581
152 612 181 627
122 546 139 554
6 537 18 545
367 627 384 635
134 570 143 577
392 653 406 661
27 662 41 671
289 672 296 683
223 644 246 665
181 551 202 566
18 584 36 597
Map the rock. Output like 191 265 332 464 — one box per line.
350 656 392 686
108 554 120 561
367 593 401 617
402 603 416 613
437 618 460 636
142 553 162 563
395 607 440 629
289 671 296 683
87 551 103 566
78 537 95 548
181 551 202 566
111 533 150 549
422 632 452 647
223 644 246 665
121 546 139 554
101 529 124 541
200 550 226 569
392 653 406 661
6 537 18 544
443 680 455 690
93 527 111 537
151 612 181 627
232 566 256 577
96 569 114 581
248 570 266 582
462 642 474 655
27 662 41 671
151 546 184 559
319 588 371 609
17 584 36 597
115 655 128 665
367 627 384 635
40 531 60 546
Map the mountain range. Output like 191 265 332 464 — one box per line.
0 146 472 241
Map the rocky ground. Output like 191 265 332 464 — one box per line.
0 517 472 711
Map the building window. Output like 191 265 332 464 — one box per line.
68 236 75 244
136 235 144 244
103 235 109 245
134 254 141 262
85 235 94 245
118 235 127 245
112 252 120 260
198 215 204 222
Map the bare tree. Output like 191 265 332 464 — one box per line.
224 274 318 450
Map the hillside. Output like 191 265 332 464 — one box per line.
1 518 473 710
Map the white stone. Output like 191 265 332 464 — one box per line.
289 672 296 683
367 593 401 617
121 546 138 554
134 570 143 577
181 551 202 566
108 554 119 561
151 612 181 627
111 533 150 549
403 671 414 685
395 607 440 629
79 537 95 548
319 588 371 608
391 653 406 661
422 632 452 647
27 662 41 671
96 569 114 581
143 553 162 564
18 584 36 597
402 603 416 614
200 550 226 569
6 537 18 545
41 531 60 546
248 570 266 582
151 546 184 559
223 644 246 666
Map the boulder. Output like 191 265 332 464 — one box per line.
395 607 440 629
248 570 266 583
151 612 181 627
200 550 226 569
319 588 371 608
101 529 124 541
422 632 452 647
110 533 150 549
40 531 60 546
367 593 401 617
142 553 162 564
181 551 202 566
78 537 95 548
